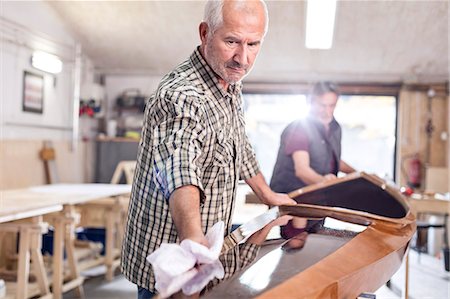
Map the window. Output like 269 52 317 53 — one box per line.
243 93 397 182
336 95 397 180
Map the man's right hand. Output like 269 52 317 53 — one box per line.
247 215 293 245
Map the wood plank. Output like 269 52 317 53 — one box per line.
1 184 130 223
0 205 62 224
16 227 31 299
396 88 448 188
4 281 42 299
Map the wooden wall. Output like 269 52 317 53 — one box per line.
0 140 95 190
1 85 448 193
396 84 449 190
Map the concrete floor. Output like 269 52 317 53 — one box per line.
388 249 449 299
63 249 449 299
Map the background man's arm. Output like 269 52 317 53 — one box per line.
339 160 356 174
292 150 336 184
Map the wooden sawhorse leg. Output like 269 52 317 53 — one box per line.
404 246 409 299
51 206 84 299
105 199 127 281
79 197 128 282
0 217 51 299
30 217 52 299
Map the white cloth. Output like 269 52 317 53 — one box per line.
146 221 225 298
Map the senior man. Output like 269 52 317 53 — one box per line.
121 1 294 298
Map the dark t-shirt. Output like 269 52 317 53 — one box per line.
270 116 342 194
270 116 342 235
283 123 337 178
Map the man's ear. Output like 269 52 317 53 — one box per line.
199 22 209 44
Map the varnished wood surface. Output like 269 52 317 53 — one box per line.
206 172 416 299
261 173 415 298
256 215 415 299
264 173 415 298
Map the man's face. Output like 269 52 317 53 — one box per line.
310 92 338 125
201 2 266 86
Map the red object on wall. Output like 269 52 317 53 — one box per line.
406 154 422 188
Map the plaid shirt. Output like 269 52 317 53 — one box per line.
121 47 261 292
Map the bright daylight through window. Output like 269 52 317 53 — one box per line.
243 94 397 181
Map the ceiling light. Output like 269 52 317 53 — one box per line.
305 0 337 50
31 51 63 74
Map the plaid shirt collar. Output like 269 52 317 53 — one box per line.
190 47 243 101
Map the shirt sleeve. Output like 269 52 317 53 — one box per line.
239 133 261 180
151 91 206 202
283 123 309 156
237 243 260 267
238 112 260 180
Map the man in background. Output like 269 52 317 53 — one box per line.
270 81 355 236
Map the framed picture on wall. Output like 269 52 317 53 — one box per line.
23 71 44 113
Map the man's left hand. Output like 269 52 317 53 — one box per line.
265 192 296 206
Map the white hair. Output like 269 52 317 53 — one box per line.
203 0 269 36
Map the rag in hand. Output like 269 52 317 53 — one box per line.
146 221 225 298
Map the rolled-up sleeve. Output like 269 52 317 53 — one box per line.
239 133 260 180
151 92 206 202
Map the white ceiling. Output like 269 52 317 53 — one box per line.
47 0 449 84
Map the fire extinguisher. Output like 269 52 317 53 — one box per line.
401 153 422 188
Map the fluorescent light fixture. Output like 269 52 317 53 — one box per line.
305 0 337 49
31 51 63 74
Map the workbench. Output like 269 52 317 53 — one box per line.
0 183 131 299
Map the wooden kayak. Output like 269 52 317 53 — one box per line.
205 172 416 298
